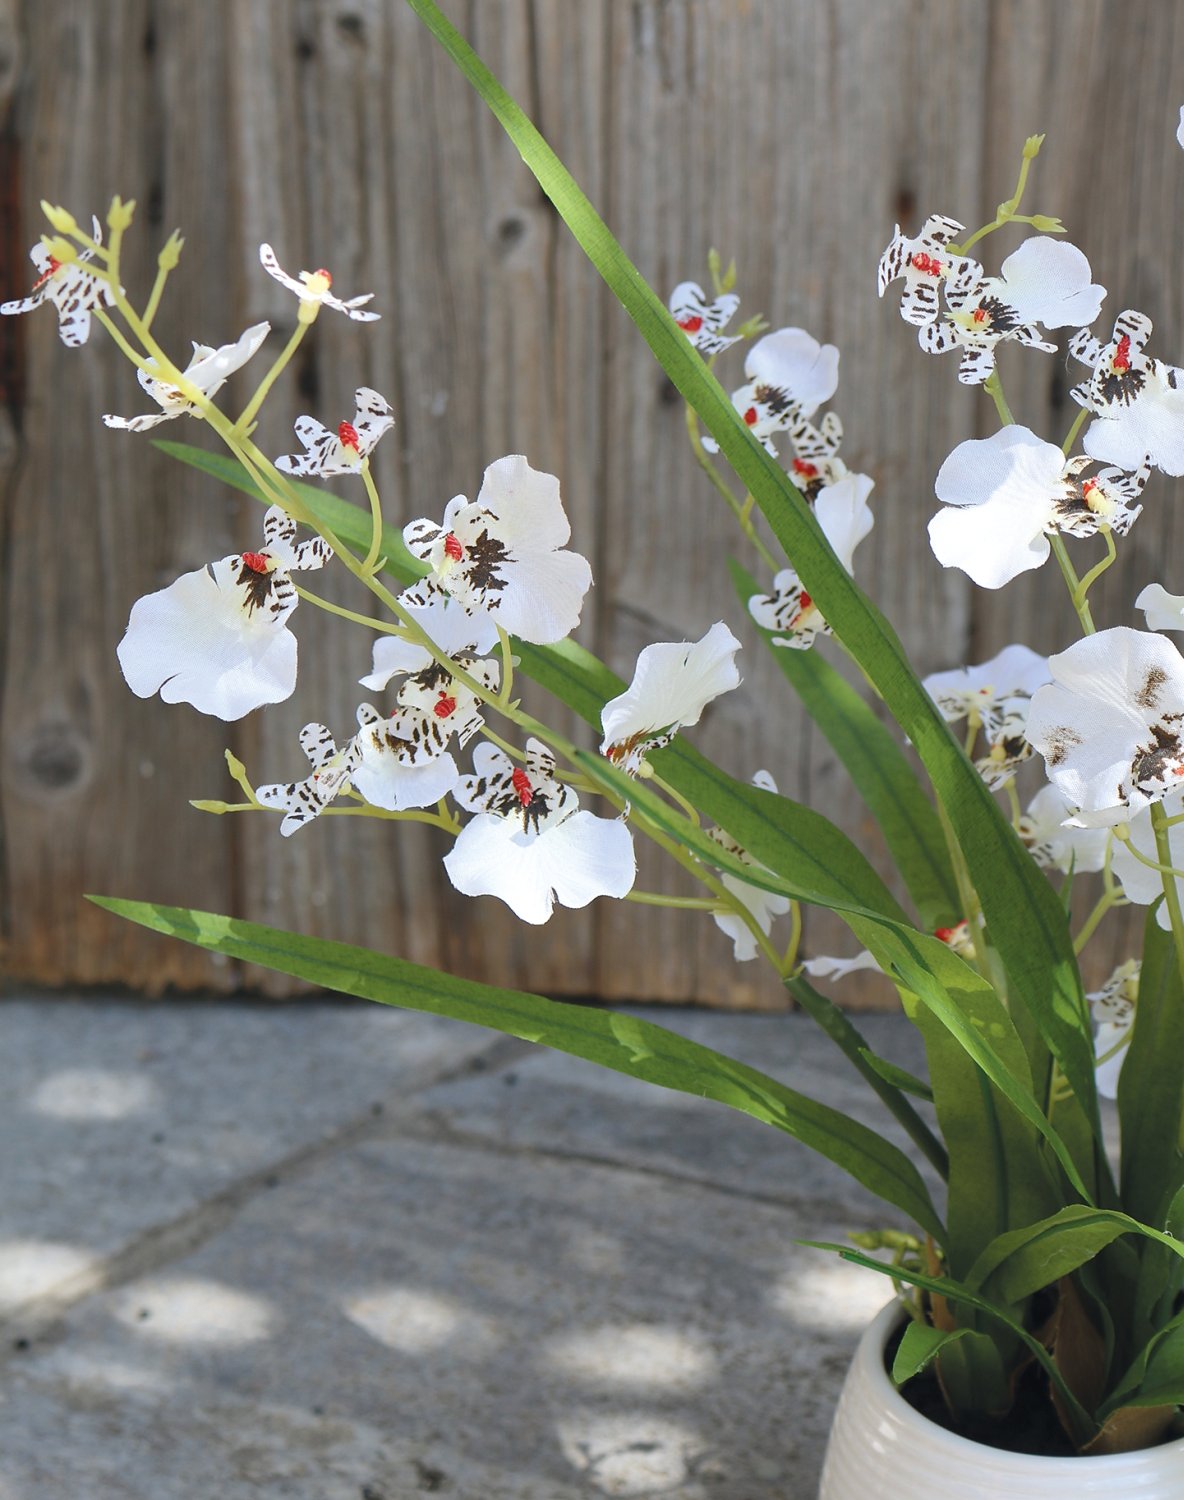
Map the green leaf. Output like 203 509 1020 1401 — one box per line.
801 1240 1096 1443
966 1205 1184 1306
891 1320 976 1383
401 0 1103 1169
730 559 958 930
788 974 946 1178
87 896 945 1242
582 749 1090 1205
1121 908 1184 1227
856 1050 933 1102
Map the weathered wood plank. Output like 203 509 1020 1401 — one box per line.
2 0 1182 1008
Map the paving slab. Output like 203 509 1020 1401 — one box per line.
0 997 935 1499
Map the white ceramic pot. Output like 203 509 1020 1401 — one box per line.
818 1300 1184 1498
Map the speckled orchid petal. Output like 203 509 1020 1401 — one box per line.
1025 627 1184 827
256 723 362 837
116 506 330 721
1072 310 1184 476
403 456 591 645
1 216 114 347
259 242 379 321
275 387 394 477
1018 783 1110 874
600 623 742 774
668 280 741 354
104 322 270 431
444 739 635 924
876 214 973 327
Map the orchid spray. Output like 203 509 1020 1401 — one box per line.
18 1 1184 1456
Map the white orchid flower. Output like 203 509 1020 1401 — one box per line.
256 722 361 837
350 703 464 812
600 622 742 776
1087 960 1140 1098
1071 310 1184 476
116 506 330 720
443 740 636 925
0 217 114 347
361 583 500 690
1110 790 1184 931
928 426 1147 589
1025 626 1184 827
748 474 874 649
925 644 1049 789
785 410 848 499
668 281 741 354
876 213 974 327
403 456 591 646
1137 583 1184 634
259 243 379 322
705 770 792 962
730 326 840 454
916 237 1099 385
103 323 271 432
1017 783 1111 874
275 387 394 477
801 951 884 982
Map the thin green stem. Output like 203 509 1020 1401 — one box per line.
684 400 780 571
649 772 702 827
953 136 1045 256
361 463 386 573
1116 828 1184 882
1152 801 1184 994
234 322 308 435
495 626 516 707
1049 534 1096 635
1074 888 1126 955
983 370 1015 426
1073 526 1116 612
1061 407 1088 456
142 265 172 332
782 899 803 972
935 797 991 982
294 584 409 634
625 891 721 911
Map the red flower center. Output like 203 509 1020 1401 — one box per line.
433 691 457 719
909 251 943 277
791 459 819 478
1112 333 1132 372
798 590 812 613
743 407 758 426
1081 478 1098 499
934 925 962 944
443 532 464 562
972 307 988 325
33 256 62 291
511 767 533 806
241 551 271 573
338 420 360 450
678 315 704 333
314 268 333 287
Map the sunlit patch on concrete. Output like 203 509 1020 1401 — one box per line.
556 1412 719 1496
42 1348 170 1395
114 1278 275 1344
30 1068 158 1121
0 1239 97 1308
342 1286 497 1354
768 1257 889 1329
543 1323 715 1390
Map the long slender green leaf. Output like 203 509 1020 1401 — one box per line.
891 1321 977 1384
582 747 1092 1203
401 0 1102 1161
787 975 947 1178
1121 909 1184 1227
965 1206 1184 1306
88 896 944 1241
730 559 958 930
800 1241 1095 1442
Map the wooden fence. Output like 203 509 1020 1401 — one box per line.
2 0 1183 1005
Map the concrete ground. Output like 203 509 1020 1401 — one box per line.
0 995 932 1500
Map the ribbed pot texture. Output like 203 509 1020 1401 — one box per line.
818 1301 1184 1499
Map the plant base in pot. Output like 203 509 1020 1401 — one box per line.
818 1301 1184 1499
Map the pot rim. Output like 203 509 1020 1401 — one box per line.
861 1299 1184 1470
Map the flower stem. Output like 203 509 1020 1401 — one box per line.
1072 526 1116 613
684 400 780 571
648 772 702 827
1061 407 1088 456
1074 887 1126 955
495 627 516 708
293 584 408 634
1116 826 1184 882
361 463 386 573
625 891 721 911
983 370 1015 426
234 321 308 435
1151 801 1184 991
1049 534 1096 635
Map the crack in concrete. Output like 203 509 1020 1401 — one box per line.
0 1032 531 1356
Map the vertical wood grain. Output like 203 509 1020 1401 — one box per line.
2 0 1181 1006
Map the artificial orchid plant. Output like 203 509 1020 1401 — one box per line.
17 0 1184 1458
